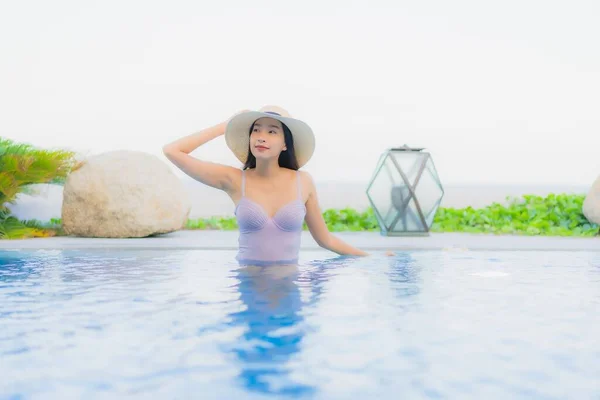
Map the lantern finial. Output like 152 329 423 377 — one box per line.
391 144 425 152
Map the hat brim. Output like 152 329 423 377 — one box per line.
225 111 315 168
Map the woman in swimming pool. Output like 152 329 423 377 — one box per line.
163 105 368 265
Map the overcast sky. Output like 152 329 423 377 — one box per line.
1 0 599 185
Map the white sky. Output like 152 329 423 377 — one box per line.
1 0 599 185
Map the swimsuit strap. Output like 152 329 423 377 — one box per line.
241 169 246 197
296 170 302 200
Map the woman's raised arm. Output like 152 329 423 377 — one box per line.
162 111 248 192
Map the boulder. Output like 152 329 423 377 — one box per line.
583 175 600 225
61 150 191 238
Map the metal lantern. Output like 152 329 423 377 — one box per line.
366 145 444 236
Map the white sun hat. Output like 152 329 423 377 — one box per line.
224 105 316 168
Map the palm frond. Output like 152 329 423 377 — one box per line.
1 137 78 239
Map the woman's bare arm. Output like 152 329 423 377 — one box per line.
162 112 247 192
302 172 369 256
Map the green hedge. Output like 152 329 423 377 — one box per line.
184 193 599 237
431 194 598 236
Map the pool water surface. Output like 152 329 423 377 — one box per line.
1 249 599 399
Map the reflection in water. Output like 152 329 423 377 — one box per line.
0 250 43 284
0 249 173 285
386 252 421 298
227 256 360 396
228 263 313 396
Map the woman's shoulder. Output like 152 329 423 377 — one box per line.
297 170 317 195
297 169 313 181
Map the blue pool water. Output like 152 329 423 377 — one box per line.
1 249 599 399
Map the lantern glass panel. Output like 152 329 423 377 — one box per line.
390 151 427 186
413 157 444 228
389 190 426 232
367 154 402 230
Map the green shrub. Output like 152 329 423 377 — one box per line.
431 194 599 236
0 138 77 239
185 216 238 230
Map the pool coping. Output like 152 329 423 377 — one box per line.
0 230 598 251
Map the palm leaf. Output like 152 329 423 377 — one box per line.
0 137 78 239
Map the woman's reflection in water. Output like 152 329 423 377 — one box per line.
229 263 313 396
228 256 357 396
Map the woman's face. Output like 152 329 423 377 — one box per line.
249 117 287 161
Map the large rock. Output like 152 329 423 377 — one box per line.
583 175 600 225
62 150 191 238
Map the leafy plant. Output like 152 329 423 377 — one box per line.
0 138 77 239
431 194 599 236
185 216 238 230
319 208 378 231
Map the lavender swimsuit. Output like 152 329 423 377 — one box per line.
235 170 306 265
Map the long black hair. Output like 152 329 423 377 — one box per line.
243 121 299 170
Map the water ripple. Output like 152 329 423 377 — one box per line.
0 249 599 399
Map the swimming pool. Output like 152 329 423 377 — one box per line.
1 249 599 399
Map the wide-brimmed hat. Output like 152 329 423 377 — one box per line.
224 105 315 168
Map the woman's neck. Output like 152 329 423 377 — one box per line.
253 159 282 178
